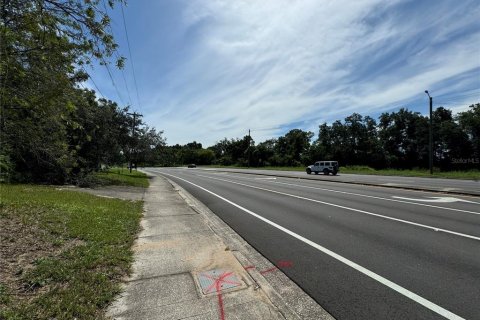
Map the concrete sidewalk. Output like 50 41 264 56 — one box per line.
107 174 333 320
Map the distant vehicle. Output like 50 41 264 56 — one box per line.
306 161 339 175
187 164 196 168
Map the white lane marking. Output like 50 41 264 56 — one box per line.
254 177 277 180
160 172 465 320
392 196 479 204
240 179 480 216
195 174 480 241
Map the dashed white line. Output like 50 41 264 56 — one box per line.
195 174 480 241
160 172 465 320
266 181 480 215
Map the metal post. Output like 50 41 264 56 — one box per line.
429 96 433 175
425 91 433 175
247 129 251 168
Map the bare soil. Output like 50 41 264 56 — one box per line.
0 206 83 305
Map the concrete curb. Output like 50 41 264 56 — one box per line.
199 168 480 197
167 176 334 320
107 172 334 320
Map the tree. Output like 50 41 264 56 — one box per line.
457 104 480 166
209 138 232 165
283 129 314 166
255 139 276 166
432 107 472 169
136 127 166 166
0 0 126 182
378 108 429 169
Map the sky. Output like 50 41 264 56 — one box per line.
86 0 480 146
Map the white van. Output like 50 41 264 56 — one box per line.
306 161 339 175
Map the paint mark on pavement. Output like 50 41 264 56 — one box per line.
392 196 479 204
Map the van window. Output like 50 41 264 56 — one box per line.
325 162 331 166
315 162 319 166
320 162 324 166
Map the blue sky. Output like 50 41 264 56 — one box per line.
86 0 480 146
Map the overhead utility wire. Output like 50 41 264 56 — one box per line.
101 0 133 106
101 56 126 106
120 1 141 109
87 76 105 99
75 1 125 105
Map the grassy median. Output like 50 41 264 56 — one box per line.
0 184 143 319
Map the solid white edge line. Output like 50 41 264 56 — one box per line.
196 174 480 242
160 172 465 320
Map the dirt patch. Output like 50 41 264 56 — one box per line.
0 206 83 305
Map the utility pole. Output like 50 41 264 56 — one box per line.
248 129 251 168
424 91 433 175
127 112 143 173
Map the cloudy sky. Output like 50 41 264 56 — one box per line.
87 0 480 146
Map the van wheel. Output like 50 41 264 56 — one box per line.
306 168 312 174
323 169 329 175
314 171 319 175
332 171 338 176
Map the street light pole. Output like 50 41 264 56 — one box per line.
425 91 433 174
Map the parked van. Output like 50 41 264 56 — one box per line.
306 161 339 175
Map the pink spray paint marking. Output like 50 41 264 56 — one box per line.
244 260 294 275
203 271 242 320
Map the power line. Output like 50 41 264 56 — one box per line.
120 1 141 109
101 57 126 106
81 68 105 99
101 0 133 106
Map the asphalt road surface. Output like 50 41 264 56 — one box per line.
197 167 480 196
145 167 480 320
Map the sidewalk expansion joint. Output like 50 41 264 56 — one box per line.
126 271 193 283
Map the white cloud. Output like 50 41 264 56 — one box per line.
142 0 480 146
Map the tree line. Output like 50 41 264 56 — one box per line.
0 0 165 183
158 104 479 171
1 1 478 184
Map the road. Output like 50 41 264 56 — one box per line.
198 167 480 196
145 167 480 320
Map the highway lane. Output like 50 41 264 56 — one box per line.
146 168 480 320
198 167 480 196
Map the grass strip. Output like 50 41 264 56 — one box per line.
0 184 143 319
338 166 479 179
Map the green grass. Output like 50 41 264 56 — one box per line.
0 184 143 320
339 166 480 180
92 167 149 188
200 165 479 180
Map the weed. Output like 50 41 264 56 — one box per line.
0 184 143 319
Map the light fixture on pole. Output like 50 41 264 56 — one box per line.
424 90 433 175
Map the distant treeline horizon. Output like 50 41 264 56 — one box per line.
157 104 479 171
